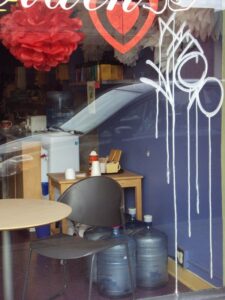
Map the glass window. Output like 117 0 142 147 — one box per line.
0 2 224 299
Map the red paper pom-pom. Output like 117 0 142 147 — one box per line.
0 2 84 71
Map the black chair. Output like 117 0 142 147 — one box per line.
22 176 135 300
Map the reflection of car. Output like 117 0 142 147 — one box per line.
95 81 222 142
0 80 222 157
0 83 152 156
61 81 222 138
61 83 154 134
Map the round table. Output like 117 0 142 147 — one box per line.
0 198 72 300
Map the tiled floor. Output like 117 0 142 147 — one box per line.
0 230 190 300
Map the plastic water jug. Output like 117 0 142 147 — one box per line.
125 207 144 235
84 226 111 282
97 226 136 297
134 215 168 288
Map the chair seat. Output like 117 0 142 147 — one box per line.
23 177 135 300
31 234 124 260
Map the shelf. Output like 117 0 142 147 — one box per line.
70 79 138 86
101 80 138 85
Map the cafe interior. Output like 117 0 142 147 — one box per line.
0 0 225 299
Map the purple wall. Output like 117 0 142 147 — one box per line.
98 82 223 287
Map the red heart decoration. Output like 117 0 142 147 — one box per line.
106 2 139 35
89 0 158 54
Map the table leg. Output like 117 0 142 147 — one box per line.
135 181 142 221
61 219 69 234
49 179 58 234
48 178 55 201
60 186 69 234
120 189 125 214
2 230 14 300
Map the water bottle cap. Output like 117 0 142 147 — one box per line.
112 225 120 229
144 215 152 223
128 208 136 215
112 226 120 234
90 150 98 156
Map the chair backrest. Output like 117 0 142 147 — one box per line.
58 176 123 227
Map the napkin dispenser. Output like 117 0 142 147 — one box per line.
105 149 122 174
106 161 121 174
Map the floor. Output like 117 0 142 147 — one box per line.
0 230 190 300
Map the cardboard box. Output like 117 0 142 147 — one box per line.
100 64 112 80
111 65 123 80
100 64 123 81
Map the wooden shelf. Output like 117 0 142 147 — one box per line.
70 79 138 86
6 142 42 199
101 79 138 85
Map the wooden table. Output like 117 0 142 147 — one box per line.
48 170 143 232
0 198 72 300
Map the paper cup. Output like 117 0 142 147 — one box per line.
65 168 76 180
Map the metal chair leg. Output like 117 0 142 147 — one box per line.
88 254 96 300
62 260 68 290
22 248 33 300
48 259 68 300
125 243 136 300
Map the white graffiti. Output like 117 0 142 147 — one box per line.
143 0 197 14
141 13 224 292
0 0 198 12
3 0 224 12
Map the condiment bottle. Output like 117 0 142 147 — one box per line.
88 150 99 175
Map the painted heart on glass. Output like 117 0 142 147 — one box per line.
106 2 139 35
89 0 158 54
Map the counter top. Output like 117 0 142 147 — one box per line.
48 170 143 184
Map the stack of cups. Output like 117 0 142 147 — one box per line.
89 150 99 175
65 168 76 180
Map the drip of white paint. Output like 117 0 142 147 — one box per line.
156 22 163 142
172 19 178 294
195 97 200 214
166 92 170 184
155 90 159 139
208 118 213 278
172 106 178 294
196 77 223 279
161 19 170 184
187 107 191 237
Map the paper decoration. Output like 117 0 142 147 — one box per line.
88 0 158 53
0 2 84 71
106 2 139 35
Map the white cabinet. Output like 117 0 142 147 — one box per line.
41 132 80 183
